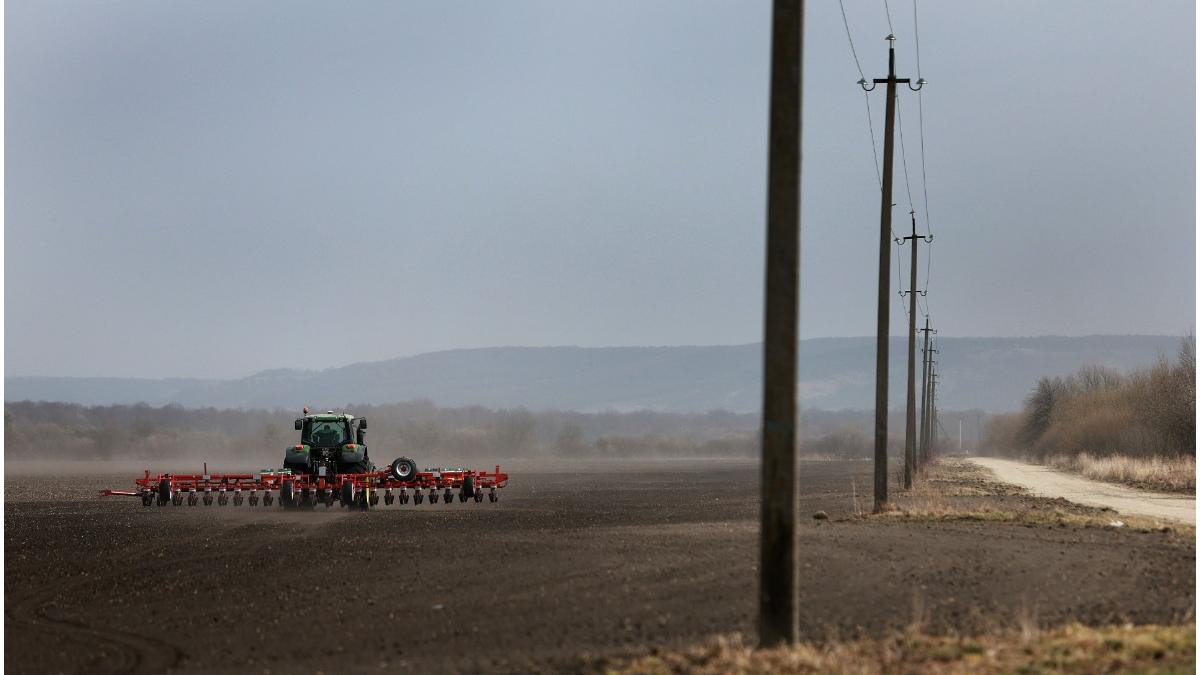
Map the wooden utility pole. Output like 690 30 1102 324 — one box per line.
860 37 924 511
759 0 804 647
917 322 935 468
925 341 940 460
929 366 939 458
899 211 928 489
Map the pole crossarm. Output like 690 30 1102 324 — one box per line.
858 36 926 92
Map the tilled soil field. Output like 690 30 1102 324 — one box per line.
5 460 1194 674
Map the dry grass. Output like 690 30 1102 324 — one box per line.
876 501 1183 534
1047 453 1195 494
869 459 1192 536
608 623 1195 674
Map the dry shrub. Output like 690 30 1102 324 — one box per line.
983 336 1196 471
1032 389 1135 458
980 413 1023 456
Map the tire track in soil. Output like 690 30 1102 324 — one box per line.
7 568 183 674
6 586 179 675
5 532 287 675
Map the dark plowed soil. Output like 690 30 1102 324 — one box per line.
5 460 1194 674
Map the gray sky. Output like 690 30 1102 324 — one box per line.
6 1 1195 379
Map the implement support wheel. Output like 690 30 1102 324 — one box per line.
280 479 296 509
389 457 418 482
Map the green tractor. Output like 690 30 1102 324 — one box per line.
284 410 383 479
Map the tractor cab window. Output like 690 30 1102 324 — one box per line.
306 420 349 447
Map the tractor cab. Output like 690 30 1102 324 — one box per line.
284 410 371 477
300 416 356 447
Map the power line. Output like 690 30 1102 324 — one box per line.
911 0 933 299
913 0 933 238
838 0 866 79
865 95 883 189
922 227 932 295
912 0 923 78
917 96 932 237
896 96 915 213
838 0 884 191
883 0 895 34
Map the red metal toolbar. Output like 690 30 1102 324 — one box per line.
102 465 509 509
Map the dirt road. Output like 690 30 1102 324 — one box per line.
6 460 1193 674
967 457 1196 525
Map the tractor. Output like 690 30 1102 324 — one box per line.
283 410 418 483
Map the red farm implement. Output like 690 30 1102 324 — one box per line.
101 465 509 510
100 409 509 510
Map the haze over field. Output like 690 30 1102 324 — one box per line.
3 3 1196 672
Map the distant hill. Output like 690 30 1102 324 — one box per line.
5 335 1183 413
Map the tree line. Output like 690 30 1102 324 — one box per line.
983 337 1195 460
2 398 959 464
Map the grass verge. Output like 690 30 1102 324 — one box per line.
1045 453 1195 494
868 459 1192 537
607 623 1195 674
874 504 1184 534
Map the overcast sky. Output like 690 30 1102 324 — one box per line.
6 1 1195 378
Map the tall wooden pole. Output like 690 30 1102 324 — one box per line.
759 0 804 647
860 37 924 510
867 36 899 512
902 212 920 489
930 366 939 458
922 338 938 461
917 319 932 468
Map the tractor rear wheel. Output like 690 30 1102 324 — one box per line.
340 461 372 476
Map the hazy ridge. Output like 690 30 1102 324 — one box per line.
5 335 1180 413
